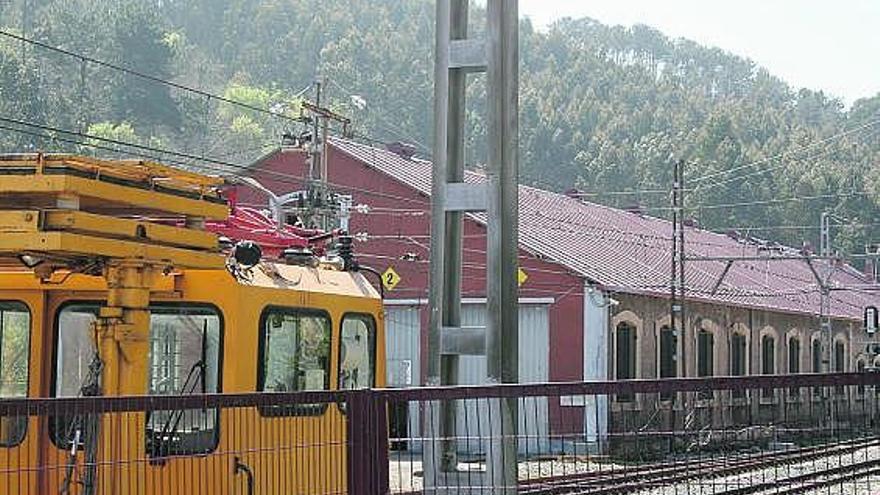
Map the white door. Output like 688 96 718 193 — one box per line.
384 305 421 449
456 304 550 454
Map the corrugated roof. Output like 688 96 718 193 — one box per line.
331 137 880 322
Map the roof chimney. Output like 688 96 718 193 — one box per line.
281 132 299 150
624 203 644 215
800 240 814 256
385 142 417 160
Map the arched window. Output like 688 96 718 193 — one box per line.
730 332 747 376
659 325 677 400
761 334 776 398
730 330 748 398
659 325 677 379
761 335 776 375
812 338 822 373
615 322 637 401
697 329 714 377
788 336 800 374
615 322 637 380
697 328 714 399
833 339 846 396
787 335 801 398
833 340 846 373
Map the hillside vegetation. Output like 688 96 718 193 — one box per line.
0 0 877 254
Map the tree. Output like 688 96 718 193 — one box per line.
0 0 875 253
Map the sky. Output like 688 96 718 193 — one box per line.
518 0 880 106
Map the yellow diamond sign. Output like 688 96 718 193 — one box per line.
382 266 401 291
517 268 528 287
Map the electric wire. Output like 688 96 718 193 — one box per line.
690 117 880 184
6 31 875 328
567 188 670 197
6 116 874 258
364 250 870 302
0 116 432 206
324 78 432 155
695 127 880 193
4 116 875 304
668 192 871 212
5 29 876 231
6 124 871 317
8 33 874 229
0 123 195 169
0 29 310 125
365 233 865 296
711 222 880 232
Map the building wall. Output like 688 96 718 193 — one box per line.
609 293 864 385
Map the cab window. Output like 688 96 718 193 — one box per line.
146 306 221 456
339 314 376 390
51 303 222 456
0 301 30 447
54 304 99 398
52 303 101 449
258 307 331 416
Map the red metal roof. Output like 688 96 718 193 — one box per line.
331 137 879 322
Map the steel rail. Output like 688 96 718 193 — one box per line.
519 436 880 495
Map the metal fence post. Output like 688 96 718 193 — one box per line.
372 392 390 495
347 389 389 495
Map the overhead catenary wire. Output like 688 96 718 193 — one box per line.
5 113 876 278
565 184 872 216
348 195 875 253
324 78 432 155
354 206 737 250
6 125 872 316
695 128 880 194
10 27 874 218
690 117 880 185
361 250 870 301
711 222 880 233
0 29 312 126
0 123 197 169
5 32 873 305
7 116 874 256
0 116 432 206
550 121 880 201
6 31 876 212
362 228 856 298
566 188 670 197
666 192 871 212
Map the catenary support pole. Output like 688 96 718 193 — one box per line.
428 0 519 492
486 0 519 491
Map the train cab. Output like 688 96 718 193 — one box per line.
0 154 384 494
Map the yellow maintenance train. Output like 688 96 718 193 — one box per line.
0 154 384 494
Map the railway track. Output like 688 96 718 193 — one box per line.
715 458 880 495
520 436 880 495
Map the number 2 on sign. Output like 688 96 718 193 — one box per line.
382 266 401 291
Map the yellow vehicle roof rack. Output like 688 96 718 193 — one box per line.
0 153 228 271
